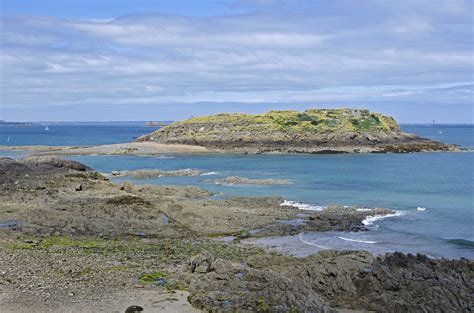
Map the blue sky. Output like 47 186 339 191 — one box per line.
1 0 473 122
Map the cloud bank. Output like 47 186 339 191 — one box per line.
0 0 473 122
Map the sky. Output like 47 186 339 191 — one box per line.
0 0 473 122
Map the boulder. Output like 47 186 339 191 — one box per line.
179 252 333 312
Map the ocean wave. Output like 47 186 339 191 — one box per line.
201 171 218 176
298 233 328 249
281 200 324 211
447 238 474 249
362 211 404 226
338 236 378 244
417 207 427 211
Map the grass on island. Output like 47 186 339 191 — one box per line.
163 108 400 134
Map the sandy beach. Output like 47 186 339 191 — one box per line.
0 142 211 156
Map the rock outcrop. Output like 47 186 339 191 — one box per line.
107 168 204 179
179 252 333 312
208 176 293 185
137 108 460 153
180 251 473 313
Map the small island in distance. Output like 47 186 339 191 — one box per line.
1 108 463 157
137 108 460 154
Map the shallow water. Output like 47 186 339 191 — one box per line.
1 124 473 258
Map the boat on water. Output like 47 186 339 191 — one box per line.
45 125 50 131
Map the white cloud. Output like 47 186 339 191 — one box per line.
0 0 473 121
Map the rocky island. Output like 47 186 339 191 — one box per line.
137 108 459 154
1 157 472 312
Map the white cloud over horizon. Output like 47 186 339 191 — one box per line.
0 0 473 122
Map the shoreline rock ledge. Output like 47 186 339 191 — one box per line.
136 108 460 154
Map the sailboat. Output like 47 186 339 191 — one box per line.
6 136 10 143
45 125 50 131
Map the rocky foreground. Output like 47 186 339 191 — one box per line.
137 108 460 154
0 157 472 312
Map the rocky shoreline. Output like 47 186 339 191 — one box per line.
107 168 205 179
1 157 472 312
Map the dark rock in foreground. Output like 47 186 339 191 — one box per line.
137 108 460 153
0 156 92 181
180 251 473 313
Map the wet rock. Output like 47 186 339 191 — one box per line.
180 249 473 312
0 157 93 181
282 250 474 313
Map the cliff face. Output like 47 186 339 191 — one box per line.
137 109 458 153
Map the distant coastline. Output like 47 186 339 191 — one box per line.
1 120 472 126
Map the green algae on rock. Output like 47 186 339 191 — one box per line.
136 108 460 153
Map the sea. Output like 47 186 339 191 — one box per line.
1 123 473 259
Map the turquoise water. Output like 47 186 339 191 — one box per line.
1 124 473 258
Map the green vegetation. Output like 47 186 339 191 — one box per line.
0 209 15 215
39 236 103 249
2 242 36 249
256 297 271 312
163 108 400 134
138 271 187 290
139 272 167 284
1 236 264 263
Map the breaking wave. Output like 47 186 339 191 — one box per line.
338 236 378 244
298 233 328 249
281 200 324 211
201 171 218 176
362 211 404 226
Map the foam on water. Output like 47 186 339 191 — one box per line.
281 200 324 211
298 233 328 249
362 211 404 226
338 236 378 244
201 171 218 176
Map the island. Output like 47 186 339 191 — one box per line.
137 108 459 153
